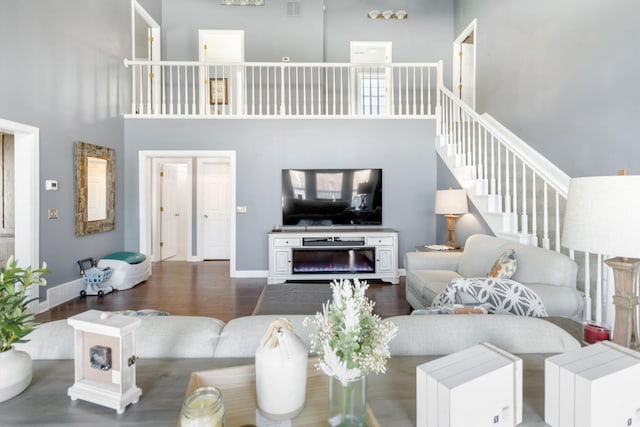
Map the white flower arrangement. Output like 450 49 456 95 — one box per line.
304 279 397 384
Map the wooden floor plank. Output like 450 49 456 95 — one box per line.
36 261 412 323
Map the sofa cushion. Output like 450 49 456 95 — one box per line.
526 283 584 321
17 315 225 359
457 235 507 277
406 269 461 307
433 277 548 317
487 249 517 279
386 314 581 355
214 315 315 358
135 316 225 358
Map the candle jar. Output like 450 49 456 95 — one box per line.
179 386 225 427
583 321 610 344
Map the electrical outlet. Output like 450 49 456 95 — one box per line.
48 208 58 219
236 206 248 213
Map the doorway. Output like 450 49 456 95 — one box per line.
350 41 392 115
0 119 39 312
453 19 477 109
198 30 245 115
139 151 237 272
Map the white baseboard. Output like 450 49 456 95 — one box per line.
38 278 85 314
232 269 269 278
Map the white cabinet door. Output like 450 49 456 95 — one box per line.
377 247 394 273
274 249 291 274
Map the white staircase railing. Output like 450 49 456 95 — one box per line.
123 59 440 118
436 84 613 326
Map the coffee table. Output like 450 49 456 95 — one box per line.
0 355 551 425
252 282 333 315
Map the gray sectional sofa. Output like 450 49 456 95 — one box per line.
18 312 580 360
405 234 584 320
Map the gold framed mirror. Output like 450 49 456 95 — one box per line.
75 141 115 236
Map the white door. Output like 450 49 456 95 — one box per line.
198 30 245 115
453 20 476 110
202 161 231 260
350 41 392 115
160 163 180 260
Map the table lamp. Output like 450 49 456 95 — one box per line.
561 174 640 348
435 188 468 248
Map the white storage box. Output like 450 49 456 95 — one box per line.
98 252 150 291
545 341 640 427
416 342 522 427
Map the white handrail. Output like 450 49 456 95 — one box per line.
436 83 611 326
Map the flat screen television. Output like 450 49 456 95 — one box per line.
282 168 382 226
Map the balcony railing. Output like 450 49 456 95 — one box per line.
123 59 441 118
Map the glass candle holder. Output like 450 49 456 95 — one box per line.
179 385 225 427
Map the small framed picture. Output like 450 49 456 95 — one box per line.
210 78 228 105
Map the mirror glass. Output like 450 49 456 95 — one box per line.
75 141 115 236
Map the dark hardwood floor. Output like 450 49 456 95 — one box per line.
35 261 412 323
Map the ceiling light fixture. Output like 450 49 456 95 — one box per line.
367 9 408 20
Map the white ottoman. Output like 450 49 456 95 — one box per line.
98 252 151 290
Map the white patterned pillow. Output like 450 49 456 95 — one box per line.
487 249 517 279
432 277 548 317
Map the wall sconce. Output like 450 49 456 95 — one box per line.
368 10 408 20
221 0 264 5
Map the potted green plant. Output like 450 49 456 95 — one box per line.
0 256 48 402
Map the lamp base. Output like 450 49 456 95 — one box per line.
606 257 640 349
442 214 461 249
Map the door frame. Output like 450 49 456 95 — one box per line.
132 1 161 112
453 19 477 110
138 150 238 274
0 118 39 312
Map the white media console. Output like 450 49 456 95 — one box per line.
268 229 399 285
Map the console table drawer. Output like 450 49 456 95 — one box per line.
366 236 395 246
273 237 302 247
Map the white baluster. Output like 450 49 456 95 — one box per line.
512 152 518 233
191 66 196 115
542 182 549 249
161 65 166 115
176 66 181 115
584 252 592 322
531 171 538 246
169 66 174 115
555 192 560 252
303 66 307 116
521 163 528 236
339 66 344 115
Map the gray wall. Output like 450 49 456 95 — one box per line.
453 0 640 177
124 119 437 270
436 157 492 247
161 0 325 62
0 0 131 298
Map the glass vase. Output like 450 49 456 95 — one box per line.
328 375 367 427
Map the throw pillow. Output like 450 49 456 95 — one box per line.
487 249 517 279
432 277 548 317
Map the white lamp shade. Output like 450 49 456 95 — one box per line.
434 189 469 215
562 175 640 258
